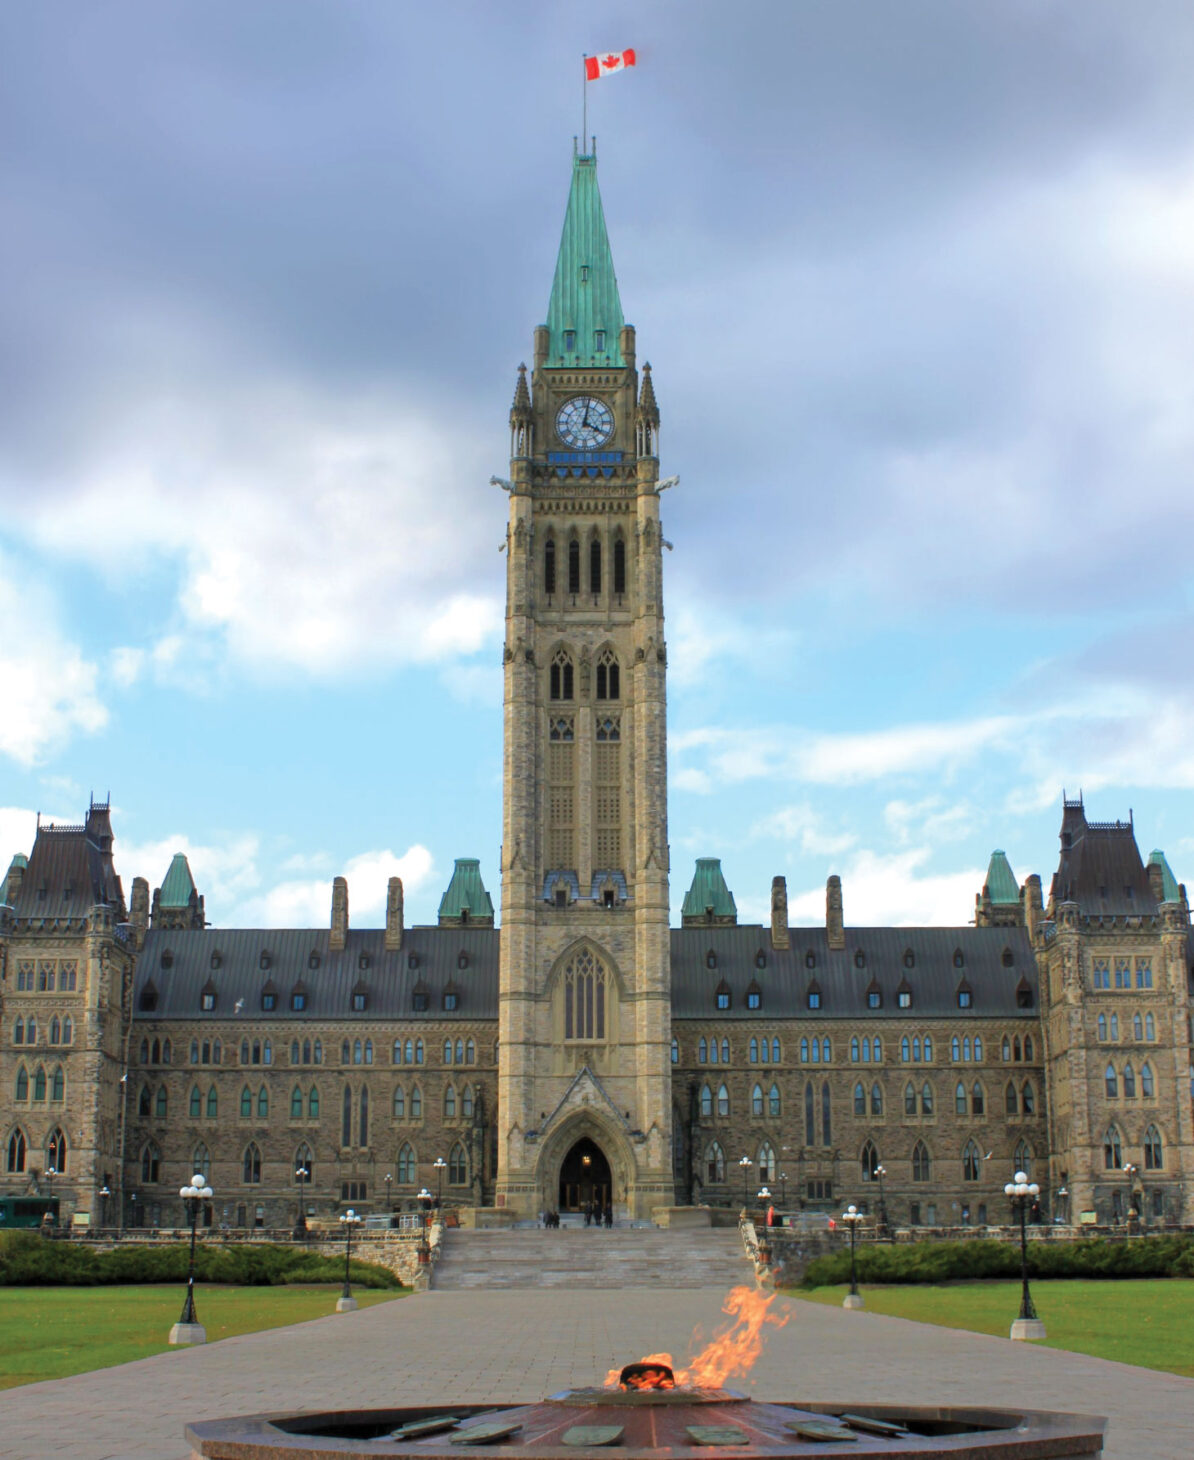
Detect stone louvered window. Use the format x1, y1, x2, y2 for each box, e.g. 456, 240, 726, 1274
593, 716, 622, 869
547, 716, 575, 869
564, 948, 606, 1041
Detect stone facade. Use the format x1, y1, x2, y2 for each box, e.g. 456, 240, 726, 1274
2, 152, 1193, 1234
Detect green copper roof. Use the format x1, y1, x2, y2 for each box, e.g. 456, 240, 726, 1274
544, 148, 625, 367
159, 853, 198, 909
1148, 850, 1181, 902
984, 850, 1019, 905
1, 852, 27, 905
438, 859, 494, 920
682, 859, 738, 919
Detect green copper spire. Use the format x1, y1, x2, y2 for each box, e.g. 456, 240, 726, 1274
681, 858, 738, 925
159, 853, 198, 909
438, 858, 495, 926
984, 850, 1020, 905
1148, 850, 1181, 903
544, 146, 625, 367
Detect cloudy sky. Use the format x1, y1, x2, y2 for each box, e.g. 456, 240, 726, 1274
3, 1, 1194, 932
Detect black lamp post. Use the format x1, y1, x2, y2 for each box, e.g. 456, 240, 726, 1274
384, 1172, 393, 1212
44, 1165, 57, 1230
778, 1171, 788, 1208
1004, 1170, 1045, 1340
129, 1191, 138, 1229
1056, 1185, 1069, 1226
433, 1156, 447, 1207
738, 1154, 752, 1207
840, 1204, 865, 1309
1122, 1163, 1141, 1230
875, 1163, 890, 1238
337, 1208, 362, 1311
169, 1172, 214, 1344
295, 1164, 310, 1237
99, 1183, 111, 1229
417, 1186, 433, 1265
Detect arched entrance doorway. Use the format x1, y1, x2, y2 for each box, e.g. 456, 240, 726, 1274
558, 1137, 611, 1213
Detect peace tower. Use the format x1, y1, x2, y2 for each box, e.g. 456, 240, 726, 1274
495, 145, 675, 1218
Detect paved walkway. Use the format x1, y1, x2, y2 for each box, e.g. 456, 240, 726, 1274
2, 1288, 1192, 1460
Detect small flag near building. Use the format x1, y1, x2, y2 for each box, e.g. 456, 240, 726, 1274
585, 49, 636, 80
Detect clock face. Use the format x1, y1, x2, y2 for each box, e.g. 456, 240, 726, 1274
556, 396, 613, 449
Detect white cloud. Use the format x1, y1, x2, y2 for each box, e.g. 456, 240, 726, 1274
884, 797, 973, 847
240, 844, 436, 929
0, 550, 108, 767
750, 803, 856, 858
3, 382, 504, 680
788, 847, 985, 928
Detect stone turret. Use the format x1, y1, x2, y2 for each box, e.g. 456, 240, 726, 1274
770, 875, 789, 950
385, 876, 404, 952
438, 859, 494, 929
330, 876, 348, 952
151, 853, 204, 931
976, 849, 1023, 928
826, 875, 845, 951
1, 853, 27, 908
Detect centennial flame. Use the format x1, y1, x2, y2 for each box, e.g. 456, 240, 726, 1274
605, 1285, 790, 1390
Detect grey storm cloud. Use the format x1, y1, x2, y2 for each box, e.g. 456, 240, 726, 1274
4, 1, 1194, 624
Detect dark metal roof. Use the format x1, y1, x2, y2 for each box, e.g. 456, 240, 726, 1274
1049, 805, 1154, 916
133, 927, 499, 1021
669, 925, 1038, 1019
10, 805, 125, 920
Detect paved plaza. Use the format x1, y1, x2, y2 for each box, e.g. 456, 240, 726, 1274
2, 1287, 1192, 1460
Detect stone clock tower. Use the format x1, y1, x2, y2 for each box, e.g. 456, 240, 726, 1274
495, 145, 674, 1219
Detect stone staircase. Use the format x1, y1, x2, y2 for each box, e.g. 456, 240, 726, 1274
431, 1226, 751, 1290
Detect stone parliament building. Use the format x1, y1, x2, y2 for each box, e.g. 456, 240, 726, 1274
2, 150, 1193, 1234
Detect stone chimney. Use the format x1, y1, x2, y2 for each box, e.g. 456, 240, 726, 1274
1023, 874, 1043, 944
129, 877, 150, 951
770, 876, 790, 951
329, 875, 348, 952
385, 876, 404, 952
826, 875, 845, 951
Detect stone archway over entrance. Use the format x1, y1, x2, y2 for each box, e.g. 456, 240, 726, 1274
558, 1137, 611, 1213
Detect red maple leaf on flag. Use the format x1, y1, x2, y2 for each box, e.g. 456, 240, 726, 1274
601, 54, 620, 69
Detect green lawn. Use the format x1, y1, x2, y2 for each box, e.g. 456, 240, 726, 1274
0, 1284, 404, 1389
794, 1279, 1194, 1377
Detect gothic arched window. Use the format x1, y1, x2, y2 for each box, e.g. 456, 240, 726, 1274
751, 1084, 764, 1117
1103, 1125, 1123, 1169
854, 1081, 866, 1116
717, 1083, 730, 1117
6, 1128, 26, 1173
140, 1141, 160, 1184
861, 1140, 879, 1181
613, 535, 626, 595
544, 536, 556, 595
449, 1142, 468, 1185
550, 649, 574, 702
563, 947, 606, 1041
295, 1142, 314, 1184
243, 1142, 262, 1184
821, 1081, 832, 1145
589, 537, 602, 594
757, 1142, 775, 1182
1144, 1124, 1163, 1170
1005, 1081, 1018, 1115
596, 648, 620, 700
1014, 1139, 1033, 1177
804, 1082, 815, 1145
568, 537, 581, 595
912, 1140, 931, 1182
921, 1081, 934, 1114
962, 1140, 981, 1182
700, 1083, 712, 1118
397, 1142, 417, 1183
1141, 1062, 1155, 1098
706, 1141, 725, 1184
769, 1083, 781, 1117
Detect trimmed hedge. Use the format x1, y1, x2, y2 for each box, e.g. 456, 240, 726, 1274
800, 1235, 1194, 1289
0, 1231, 403, 1289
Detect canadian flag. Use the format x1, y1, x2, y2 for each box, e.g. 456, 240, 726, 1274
585, 49, 636, 80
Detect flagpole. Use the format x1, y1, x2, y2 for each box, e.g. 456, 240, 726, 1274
582, 54, 587, 153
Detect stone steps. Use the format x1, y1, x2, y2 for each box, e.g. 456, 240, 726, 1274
432, 1227, 750, 1290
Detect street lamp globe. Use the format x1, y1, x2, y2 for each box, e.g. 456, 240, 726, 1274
169, 1174, 214, 1345
840, 1204, 865, 1310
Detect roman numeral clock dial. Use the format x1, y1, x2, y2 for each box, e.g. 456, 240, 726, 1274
556, 395, 613, 450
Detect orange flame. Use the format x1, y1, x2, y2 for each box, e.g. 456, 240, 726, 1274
604, 1285, 789, 1390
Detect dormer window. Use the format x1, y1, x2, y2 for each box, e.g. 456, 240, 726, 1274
408, 954, 420, 970
261, 982, 277, 1012
594, 329, 605, 351
715, 980, 731, 1012
1016, 977, 1034, 1010
805, 950, 816, 970
746, 981, 762, 1011
903, 949, 915, 969
755, 951, 767, 970
1002, 948, 1015, 968
866, 979, 882, 1009
444, 985, 459, 1012
706, 950, 717, 970
958, 988, 972, 1009
200, 980, 217, 1012
308, 951, 320, 970
260, 951, 272, 971
351, 980, 368, 1013
359, 953, 370, 971
139, 982, 158, 1013
290, 985, 308, 1012
211, 952, 222, 970
563, 329, 576, 352
953, 949, 965, 969
897, 978, 913, 1009
412, 983, 429, 1013
458, 953, 469, 971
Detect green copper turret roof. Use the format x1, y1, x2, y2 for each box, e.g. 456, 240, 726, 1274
1148, 850, 1181, 902
438, 859, 494, 921
682, 859, 738, 920
1, 852, 27, 905
984, 850, 1020, 905
159, 853, 198, 908
544, 147, 625, 367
